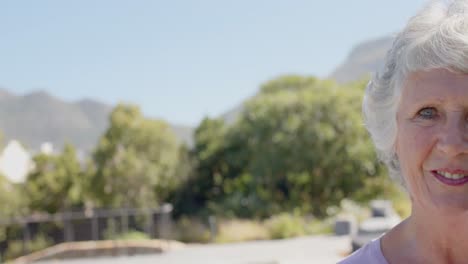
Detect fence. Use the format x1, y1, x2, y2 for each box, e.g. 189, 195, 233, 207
0, 204, 173, 259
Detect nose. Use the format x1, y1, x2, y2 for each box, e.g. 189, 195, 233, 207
436, 117, 468, 156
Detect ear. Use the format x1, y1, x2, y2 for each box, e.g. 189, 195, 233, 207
394, 104, 402, 156
408, 192, 414, 204
391, 134, 399, 156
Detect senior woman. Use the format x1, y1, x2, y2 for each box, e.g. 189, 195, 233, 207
340, 0, 468, 263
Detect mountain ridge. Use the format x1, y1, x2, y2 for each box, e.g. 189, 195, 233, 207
329, 36, 394, 83
0, 35, 393, 152
0, 90, 192, 152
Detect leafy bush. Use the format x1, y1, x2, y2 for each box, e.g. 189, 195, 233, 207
390, 193, 411, 218
303, 216, 333, 235
173, 217, 211, 243
215, 219, 269, 243
4, 234, 53, 261
109, 230, 151, 241
169, 214, 334, 244
182, 76, 382, 219
265, 213, 306, 239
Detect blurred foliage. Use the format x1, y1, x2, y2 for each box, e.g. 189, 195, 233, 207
89, 104, 186, 209
104, 229, 150, 241
24, 143, 84, 213
0, 175, 24, 218
392, 194, 411, 218
0, 74, 410, 255
326, 198, 370, 223
173, 216, 211, 243
174, 75, 383, 218
265, 212, 306, 239
3, 76, 391, 220
211, 213, 333, 243
214, 219, 269, 243
4, 233, 53, 261
305, 217, 334, 235
114, 230, 150, 241
263, 212, 333, 239
352, 174, 411, 218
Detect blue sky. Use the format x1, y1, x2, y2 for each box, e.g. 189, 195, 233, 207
0, 0, 426, 126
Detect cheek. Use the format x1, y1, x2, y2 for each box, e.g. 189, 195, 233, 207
396, 123, 433, 176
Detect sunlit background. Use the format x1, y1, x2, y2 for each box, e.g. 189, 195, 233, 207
0, 1, 425, 263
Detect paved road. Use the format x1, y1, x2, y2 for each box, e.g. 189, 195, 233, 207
38, 235, 350, 264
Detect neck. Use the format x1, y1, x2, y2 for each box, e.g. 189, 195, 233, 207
403, 206, 468, 263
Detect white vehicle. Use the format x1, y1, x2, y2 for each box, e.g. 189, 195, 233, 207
351, 200, 401, 252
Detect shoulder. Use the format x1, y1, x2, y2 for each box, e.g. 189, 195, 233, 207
338, 238, 388, 264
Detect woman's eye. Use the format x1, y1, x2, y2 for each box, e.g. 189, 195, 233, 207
417, 107, 437, 119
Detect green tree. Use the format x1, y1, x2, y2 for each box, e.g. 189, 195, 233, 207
178, 75, 383, 218
0, 132, 22, 217
172, 118, 229, 215
0, 175, 23, 217
25, 143, 84, 213
236, 76, 381, 216
90, 103, 183, 209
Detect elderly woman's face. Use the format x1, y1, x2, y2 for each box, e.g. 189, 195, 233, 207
396, 68, 468, 212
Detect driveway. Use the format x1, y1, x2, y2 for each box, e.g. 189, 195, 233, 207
37, 235, 351, 264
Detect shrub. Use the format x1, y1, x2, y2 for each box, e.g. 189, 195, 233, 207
173, 217, 211, 243
304, 217, 334, 235
328, 199, 370, 222
215, 219, 269, 243
110, 230, 151, 241
4, 234, 53, 261
390, 193, 411, 218
265, 213, 306, 239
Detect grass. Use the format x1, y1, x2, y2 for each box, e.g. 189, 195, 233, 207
215, 219, 269, 243
110, 230, 151, 241
173, 216, 211, 243
214, 213, 333, 243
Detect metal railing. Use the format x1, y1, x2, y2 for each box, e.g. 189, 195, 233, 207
0, 204, 173, 258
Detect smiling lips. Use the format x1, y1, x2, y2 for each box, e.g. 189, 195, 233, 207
432, 170, 468, 186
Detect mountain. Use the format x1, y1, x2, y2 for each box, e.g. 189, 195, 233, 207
0, 91, 104, 152
169, 123, 194, 147
0, 91, 193, 152
0, 36, 394, 152
217, 36, 395, 125
329, 36, 394, 83
220, 103, 245, 125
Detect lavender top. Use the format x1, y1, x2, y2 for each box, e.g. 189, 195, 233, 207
338, 238, 389, 264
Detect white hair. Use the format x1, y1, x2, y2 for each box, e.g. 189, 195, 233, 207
363, 0, 468, 184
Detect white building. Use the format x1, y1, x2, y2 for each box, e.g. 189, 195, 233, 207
40, 142, 54, 155
0, 140, 34, 183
